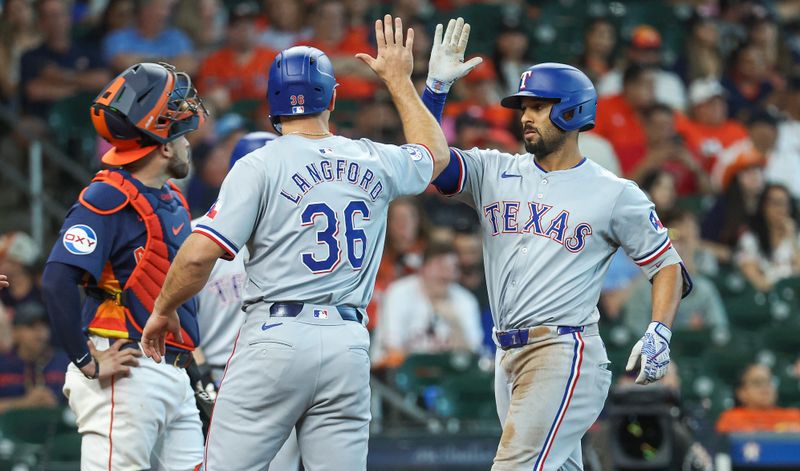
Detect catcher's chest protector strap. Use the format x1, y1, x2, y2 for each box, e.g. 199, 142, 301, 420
79, 169, 195, 349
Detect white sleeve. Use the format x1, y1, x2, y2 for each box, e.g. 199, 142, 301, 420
193, 159, 266, 260
365, 139, 434, 199
610, 181, 683, 279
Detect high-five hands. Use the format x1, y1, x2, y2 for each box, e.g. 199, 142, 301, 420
356, 15, 414, 86
427, 17, 483, 93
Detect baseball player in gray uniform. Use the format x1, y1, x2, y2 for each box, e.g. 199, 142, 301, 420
421, 18, 692, 471
192, 131, 300, 471
141, 16, 450, 470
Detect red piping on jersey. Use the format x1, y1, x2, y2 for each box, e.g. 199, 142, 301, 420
79, 170, 195, 350
203, 329, 241, 470
108, 375, 115, 471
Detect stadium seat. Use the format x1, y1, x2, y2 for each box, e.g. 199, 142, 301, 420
434, 370, 496, 422
48, 92, 98, 161
723, 289, 772, 329
45, 431, 82, 468
709, 266, 749, 297
703, 345, 756, 384
0, 407, 61, 445
670, 328, 713, 358
392, 352, 481, 397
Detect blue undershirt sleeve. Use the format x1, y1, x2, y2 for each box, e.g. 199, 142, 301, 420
42, 262, 92, 368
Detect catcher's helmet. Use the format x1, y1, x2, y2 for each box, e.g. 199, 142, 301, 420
91, 62, 207, 166
500, 63, 597, 132
267, 46, 337, 134
229, 131, 278, 170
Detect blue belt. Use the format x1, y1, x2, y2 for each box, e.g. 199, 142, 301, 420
269, 302, 364, 324
496, 326, 585, 350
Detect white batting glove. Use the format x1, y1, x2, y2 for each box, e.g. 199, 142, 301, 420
426, 17, 483, 93
625, 321, 672, 385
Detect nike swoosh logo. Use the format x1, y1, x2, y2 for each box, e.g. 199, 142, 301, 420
501, 171, 522, 179
172, 223, 185, 236
261, 322, 283, 331
654, 260, 665, 269
76, 353, 89, 363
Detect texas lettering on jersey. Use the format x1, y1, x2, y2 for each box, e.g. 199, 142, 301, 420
482, 201, 593, 253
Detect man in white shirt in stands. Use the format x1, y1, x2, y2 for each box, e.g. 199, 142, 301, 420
372, 241, 484, 367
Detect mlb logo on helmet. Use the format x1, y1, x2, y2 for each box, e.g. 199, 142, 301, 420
292, 106, 305, 114
63, 224, 98, 255
313, 309, 329, 319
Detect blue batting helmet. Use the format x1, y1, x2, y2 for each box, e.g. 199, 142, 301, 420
500, 63, 597, 132
268, 46, 337, 134
229, 131, 278, 170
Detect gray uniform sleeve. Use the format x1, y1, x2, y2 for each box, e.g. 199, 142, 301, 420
367, 140, 434, 199
193, 159, 266, 260
610, 182, 683, 279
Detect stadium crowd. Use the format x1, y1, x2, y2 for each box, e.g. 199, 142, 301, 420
1, 0, 800, 467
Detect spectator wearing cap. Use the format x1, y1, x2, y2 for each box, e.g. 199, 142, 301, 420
593, 64, 655, 176
257, 0, 312, 51
294, 0, 376, 100
674, 77, 749, 174
736, 183, 800, 292
629, 103, 710, 196
197, 3, 277, 113
102, 0, 196, 74
573, 17, 617, 85
0, 232, 44, 317
717, 363, 800, 433
0, 303, 69, 414
18, 0, 110, 120
596, 24, 687, 112
709, 109, 782, 192
492, 24, 531, 96
721, 43, 775, 121
371, 241, 483, 368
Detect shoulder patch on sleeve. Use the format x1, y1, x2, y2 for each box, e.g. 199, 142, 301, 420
63, 224, 98, 255
79, 181, 129, 215
400, 144, 428, 161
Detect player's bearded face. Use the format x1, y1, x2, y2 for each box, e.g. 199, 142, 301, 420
166, 137, 191, 179
523, 121, 566, 157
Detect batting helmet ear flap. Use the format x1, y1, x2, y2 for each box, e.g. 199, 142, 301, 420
327, 88, 337, 112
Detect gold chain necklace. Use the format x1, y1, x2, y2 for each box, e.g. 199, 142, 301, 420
286, 130, 332, 137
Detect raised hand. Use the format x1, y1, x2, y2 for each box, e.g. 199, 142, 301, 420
426, 17, 483, 93
356, 15, 414, 88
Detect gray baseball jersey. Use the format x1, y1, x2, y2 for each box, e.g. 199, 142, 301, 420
436, 147, 685, 331
194, 135, 434, 309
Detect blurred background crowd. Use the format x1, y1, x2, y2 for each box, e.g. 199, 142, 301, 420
1, 0, 800, 469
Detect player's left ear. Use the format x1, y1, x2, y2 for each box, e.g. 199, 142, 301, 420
327, 89, 337, 112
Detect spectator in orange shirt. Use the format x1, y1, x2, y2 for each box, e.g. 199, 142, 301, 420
675, 78, 749, 174
197, 3, 277, 112
629, 103, 710, 195
594, 64, 656, 176
295, 0, 376, 100
717, 363, 800, 433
